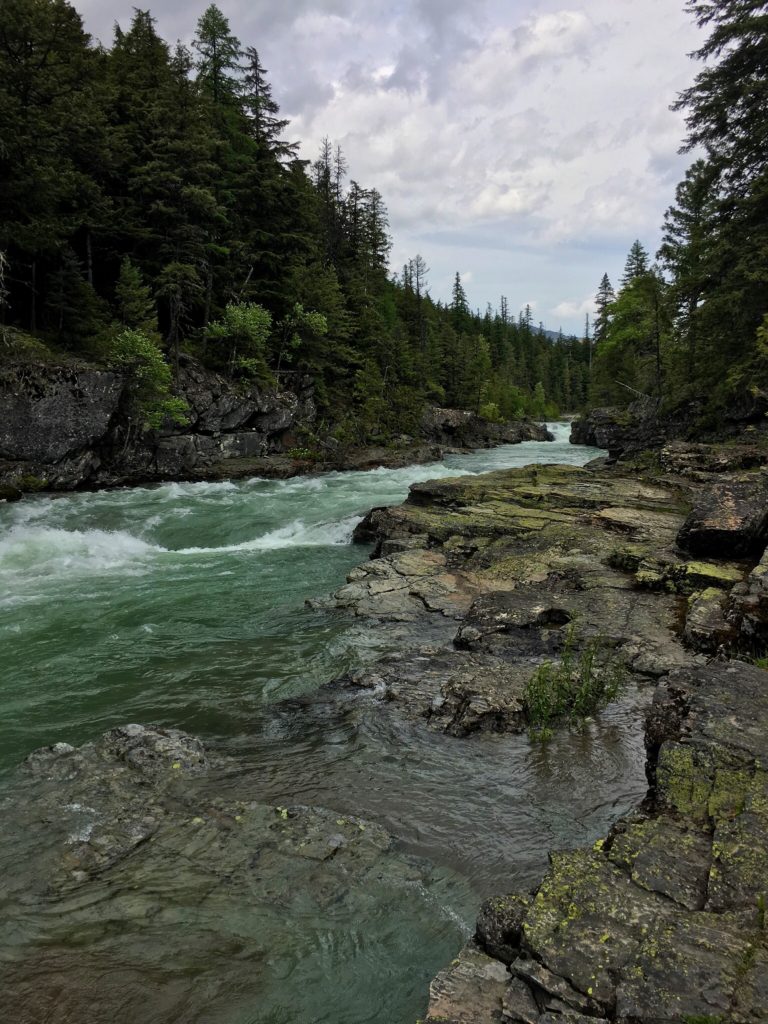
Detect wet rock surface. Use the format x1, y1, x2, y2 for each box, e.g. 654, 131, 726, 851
425, 661, 768, 1024
0, 724, 451, 1023
326, 462, 701, 738
316, 444, 768, 1021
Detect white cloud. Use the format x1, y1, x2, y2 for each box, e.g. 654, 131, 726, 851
75, 0, 705, 333
552, 296, 595, 319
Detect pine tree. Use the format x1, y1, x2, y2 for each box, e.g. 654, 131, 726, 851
242, 48, 293, 152
621, 240, 649, 286
114, 258, 159, 338
674, 0, 768, 190
594, 274, 615, 345
193, 5, 242, 107
658, 159, 719, 383
0, 0, 107, 332
666, 0, 768, 399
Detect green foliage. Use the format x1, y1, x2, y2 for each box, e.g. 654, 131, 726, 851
524, 628, 624, 739
591, 256, 671, 406
0, 0, 587, 433
114, 258, 159, 337
109, 329, 188, 429
206, 302, 273, 382
15, 474, 48, 492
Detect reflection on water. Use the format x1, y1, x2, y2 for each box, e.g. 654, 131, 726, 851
0, 425, 649, 1024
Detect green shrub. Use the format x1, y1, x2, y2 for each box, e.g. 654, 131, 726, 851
524, 627, 624, 739
109, 329, 189, 430
207, 302, 273, 384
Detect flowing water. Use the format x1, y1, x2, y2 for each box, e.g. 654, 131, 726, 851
0, 424, 650, 1024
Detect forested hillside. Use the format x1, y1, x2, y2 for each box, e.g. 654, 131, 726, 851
589, 0, 768, 421
0, 0, 588, 443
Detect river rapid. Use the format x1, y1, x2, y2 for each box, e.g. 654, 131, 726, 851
0, 424, 651, 1024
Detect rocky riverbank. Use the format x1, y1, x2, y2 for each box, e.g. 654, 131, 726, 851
570, 394, 768, 460
315, 439, 768, 1021
0, 355, 550, 493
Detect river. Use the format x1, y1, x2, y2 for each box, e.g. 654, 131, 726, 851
0, 423, 651, 1024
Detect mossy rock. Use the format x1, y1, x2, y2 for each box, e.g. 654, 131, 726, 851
681, 561, 744, 591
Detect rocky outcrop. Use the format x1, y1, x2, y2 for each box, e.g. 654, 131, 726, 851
0, 362, 124, 464
421, 406, 552, 447
425, 661, 768, 1024
571, 396, 768, 460
677, 471, 768, 558
0, 357, 307, 491
325, 462, 730, 734
569, 398, 666, 455
314, 444, 768, 1020
0, 362, 125, 488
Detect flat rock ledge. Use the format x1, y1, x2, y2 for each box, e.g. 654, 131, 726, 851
423, 660, 768, 1024
314, 447, 768, 1021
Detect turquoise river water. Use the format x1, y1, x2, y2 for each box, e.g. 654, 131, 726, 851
0, 423, 651, 1024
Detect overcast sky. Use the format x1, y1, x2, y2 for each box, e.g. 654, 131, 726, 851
79, 0, 703, 334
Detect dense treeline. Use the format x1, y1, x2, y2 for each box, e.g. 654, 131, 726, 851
0, 0, 587, 439
590, 0, 768, 419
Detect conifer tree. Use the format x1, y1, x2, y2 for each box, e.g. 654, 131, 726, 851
593, 274, 615, 345
621, 240, 649, 286
114, 258, 160, 338
193, 5, 242, 107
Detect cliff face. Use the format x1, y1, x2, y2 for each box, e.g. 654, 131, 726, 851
0, 358, 311, 491
0, 359, 554, 493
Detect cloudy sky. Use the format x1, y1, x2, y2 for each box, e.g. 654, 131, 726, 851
79, 0, 704, 334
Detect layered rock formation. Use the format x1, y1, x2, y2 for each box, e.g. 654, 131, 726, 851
316, 445, 768, 1022
421, 407, 552, 448
570, 394, 768, 459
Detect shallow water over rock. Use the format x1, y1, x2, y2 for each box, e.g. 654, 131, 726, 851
0, 425, 652, 1024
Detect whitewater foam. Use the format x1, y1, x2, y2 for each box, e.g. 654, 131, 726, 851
0, 526, 164, 578
177, 514, 362, 555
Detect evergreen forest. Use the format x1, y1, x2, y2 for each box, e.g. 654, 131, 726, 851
0, 0, 589, 443
1, 0, 766, 440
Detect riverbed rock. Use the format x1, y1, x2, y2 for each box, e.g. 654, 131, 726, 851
683, 586, 739, 653
335, 646, 531, 735
728, 545, 768, 649
1, 723, 451, 1024
321, 454, 768, 1019
425, 941, 509, 1023
332, 465, 696, 732
660, 438, 768, 476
